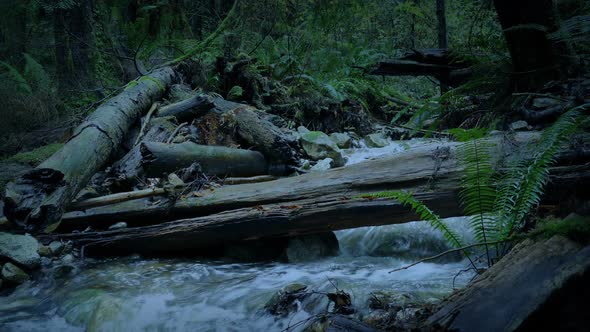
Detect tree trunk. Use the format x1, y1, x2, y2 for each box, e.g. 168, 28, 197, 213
493, 0, 570, 91
51, 132, 589, 235
3, 68, 178, 232
436, 0, 448, 94
108, 117, 178, 191
140, 141, 269, 178
156, 94, 214, 121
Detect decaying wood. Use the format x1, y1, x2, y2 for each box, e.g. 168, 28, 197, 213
71, 188, 168, 210
3, 67, 178, 232
52, 132, 590, 240
223, 175, 278, 185
140, 141, 269, 178
109, 116, 178, 191
156, 94, 214, 121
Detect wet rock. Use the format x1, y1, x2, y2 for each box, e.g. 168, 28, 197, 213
264, 283, 309, 316
0, 232, 40, 269
286, 232, 340, 263
297, 126, 311, 135
38, 244, 52, 257
1, 262, 29, 284
310, 158, 334, 172
364, 133, 389, 148
510, 120, 529, 131
304, 314, 379, 332
427, 235, 590, 331
329, 133, 353, 149
60, 254, 75, 264
49, 241, 65, 256
167, 173, 185, 187
109, 222, 128, 231
300, 131, 345, 167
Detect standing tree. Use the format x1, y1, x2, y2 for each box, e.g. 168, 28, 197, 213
493, 0, 572, 91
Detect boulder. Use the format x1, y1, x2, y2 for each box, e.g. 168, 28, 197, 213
264, 283, 309, 316
1, 262, 30, 284
427, 235, 590, 331
49, 240, 65, 256
532, 97, 562, 109
285, 232, 340, 263
310, 158, 334, 172
0, 232, 40, 269
330, 132, 353, 149
364, 133, 389, 148
300, 131, 345, 167
509, 120, 529, 131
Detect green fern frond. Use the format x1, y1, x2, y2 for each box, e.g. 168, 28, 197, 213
497, 107, 585, 239
357, 191, 465, 249
23, 53, 51, 93
0, 61, 32, 95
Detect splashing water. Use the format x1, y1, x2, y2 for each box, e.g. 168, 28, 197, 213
343, 137, 448, 166
0, 218, 475, 332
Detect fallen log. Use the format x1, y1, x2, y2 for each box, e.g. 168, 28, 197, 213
53, 132, 590, 235
156, 94, 214, 121
3, 67, 178, 232
140, 141, 268, 178
108, 116, 178, 191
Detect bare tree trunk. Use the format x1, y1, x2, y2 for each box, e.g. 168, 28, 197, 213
436, 0, 449, 94
493, 0, 571, 91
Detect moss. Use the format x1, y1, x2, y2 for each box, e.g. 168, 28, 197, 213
4, 143, 64, 166
531, 215, 590, 244
138, 76, 166, 92
303, 131, 325, 140
124, 80, 139, 90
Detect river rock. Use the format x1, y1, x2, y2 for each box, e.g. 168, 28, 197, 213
300, 131, 345, 167
0, 232, 40, 269
1, 262, 29, 284
38, 244, 52, 257
330, 132, 353, 149
364, 133, 389, 148
310, 158, 334, 172
49, 240, 65, 256
509, 120, 529, 131
285, 232, 340, 263
297, 126, 310, 135
264, 283, 309, 316
427, 235, 590, 331
532, 97, 562, 109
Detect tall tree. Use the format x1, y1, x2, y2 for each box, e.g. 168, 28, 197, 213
493, 0, 571, 91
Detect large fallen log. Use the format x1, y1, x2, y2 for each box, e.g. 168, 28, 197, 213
3, 68, 179, 232
140, 141, 269, 178
53, 132, 590, 234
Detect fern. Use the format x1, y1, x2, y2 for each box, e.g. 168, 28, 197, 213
23, 53, 51, 93
496, 107, 585, 240
0, 61, 32, 95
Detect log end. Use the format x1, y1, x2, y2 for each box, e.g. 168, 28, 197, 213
3, 168, 67, 233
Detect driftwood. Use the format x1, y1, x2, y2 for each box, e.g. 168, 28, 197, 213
140, 141, 269, 178
51, 132, 590, 241
156, 94, 214, 121
3, 67, 178, 232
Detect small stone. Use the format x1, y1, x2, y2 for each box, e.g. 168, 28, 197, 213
329, 133, 353, 149
0, 232, 41, 269
310, 158, 334, 172
510, 120, 529, 131
167, 173, 185, 188
61, 254, 75, 264
364, 133, 389, 148
49, 241, 65, 256
301, 160, 312, 170
38, 244, 52, 257
109, 222, 128, 231
1, 262, 29, 284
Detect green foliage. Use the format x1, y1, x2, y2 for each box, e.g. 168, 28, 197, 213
495, 107, 585, 240
227, 85, 244, 99
23, 53, 52, 93
4, 143, 64, 166
357, 191, 465, 250
532, 215, 590, 244
0, 61, 32, 95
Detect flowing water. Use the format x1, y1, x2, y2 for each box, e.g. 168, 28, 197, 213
1, 140, 476, 332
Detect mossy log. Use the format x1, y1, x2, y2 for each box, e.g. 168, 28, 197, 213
51, 132, 590, 239
140, 141, 269, 178
156, 94, 214, 121
3, 67, 178, 232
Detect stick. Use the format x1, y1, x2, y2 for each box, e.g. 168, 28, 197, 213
166, 122, 188, 144
134, 103, 160, 146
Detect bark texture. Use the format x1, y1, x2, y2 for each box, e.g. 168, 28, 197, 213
3, 67, 178, 232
